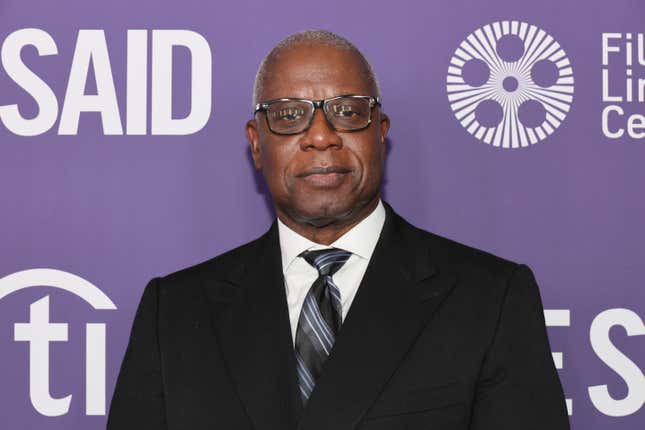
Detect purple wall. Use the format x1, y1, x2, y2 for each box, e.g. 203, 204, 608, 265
1, 0, 643, 428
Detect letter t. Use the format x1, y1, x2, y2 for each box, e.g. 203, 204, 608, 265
14, 295, 71, 416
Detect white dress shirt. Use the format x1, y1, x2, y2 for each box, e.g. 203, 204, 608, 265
277, 199, 386, 345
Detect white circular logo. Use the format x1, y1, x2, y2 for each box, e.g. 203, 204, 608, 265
447, 21, 574, 148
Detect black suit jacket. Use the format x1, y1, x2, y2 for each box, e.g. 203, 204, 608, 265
107, 202, 570, 430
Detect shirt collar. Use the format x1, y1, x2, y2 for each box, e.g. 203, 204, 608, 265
277, 199, 386, 273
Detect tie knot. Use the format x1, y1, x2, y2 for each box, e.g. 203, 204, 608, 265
300, 248, 352, 277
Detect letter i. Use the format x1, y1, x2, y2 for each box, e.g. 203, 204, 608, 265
85, 323, 106, 415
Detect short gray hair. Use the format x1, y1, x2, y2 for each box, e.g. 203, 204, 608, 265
252, 29, 381, 107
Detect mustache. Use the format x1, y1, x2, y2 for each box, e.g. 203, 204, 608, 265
296, 166, 352, 177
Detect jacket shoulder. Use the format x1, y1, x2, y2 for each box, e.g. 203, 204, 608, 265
397, 214, 522, 281
157, 230, 269, 288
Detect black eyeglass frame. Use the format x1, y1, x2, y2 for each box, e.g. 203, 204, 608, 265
253, 94, 382, 135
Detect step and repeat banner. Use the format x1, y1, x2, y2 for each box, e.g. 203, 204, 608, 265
1, 0, 643, 428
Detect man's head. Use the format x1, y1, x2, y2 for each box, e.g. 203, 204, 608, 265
246, 30, 390, 231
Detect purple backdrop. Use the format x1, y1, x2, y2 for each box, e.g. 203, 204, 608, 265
1, 0, 643, 428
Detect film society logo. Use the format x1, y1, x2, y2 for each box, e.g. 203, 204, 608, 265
447, 20, 574, 148
0, 269, 116, 417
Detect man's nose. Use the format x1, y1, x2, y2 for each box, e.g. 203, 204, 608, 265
298, 108, 342, 150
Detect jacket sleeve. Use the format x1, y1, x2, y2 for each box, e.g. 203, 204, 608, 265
107, 278, 167, 430
469, 265, 570, 430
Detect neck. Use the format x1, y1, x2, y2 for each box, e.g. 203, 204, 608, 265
276, 196, 380, 245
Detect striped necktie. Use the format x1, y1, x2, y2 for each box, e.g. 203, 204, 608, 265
294, 247, 352, 403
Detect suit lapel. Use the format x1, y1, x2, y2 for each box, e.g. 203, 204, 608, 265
204, 222, 303, 430
297, 203, 457, 430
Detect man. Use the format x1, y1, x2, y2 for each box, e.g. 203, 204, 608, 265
107, 30, 570, 429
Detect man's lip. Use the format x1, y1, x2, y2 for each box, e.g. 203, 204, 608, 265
296, 166, 352, 177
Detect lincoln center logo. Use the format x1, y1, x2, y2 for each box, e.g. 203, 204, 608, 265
447, 21, 574, 148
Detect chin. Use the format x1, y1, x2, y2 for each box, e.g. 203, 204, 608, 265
290, 200, 356, 226
287, 195, 378, 227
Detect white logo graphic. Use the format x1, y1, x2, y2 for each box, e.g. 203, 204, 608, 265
0, 268, 116, 417
447, 20, 574, 148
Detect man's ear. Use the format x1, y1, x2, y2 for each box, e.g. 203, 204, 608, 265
245, 118, 262, 170
379, 111, 390, 145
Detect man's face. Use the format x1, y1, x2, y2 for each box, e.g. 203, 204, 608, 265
246, 44, 390, 227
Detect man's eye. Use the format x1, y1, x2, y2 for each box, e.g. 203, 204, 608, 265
333, 105, 360, 117
274, 107, 305, 121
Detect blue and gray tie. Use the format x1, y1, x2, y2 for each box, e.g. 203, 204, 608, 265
294, 247, 351, 403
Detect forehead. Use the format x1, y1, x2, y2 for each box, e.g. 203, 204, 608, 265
259, 44, 375, 101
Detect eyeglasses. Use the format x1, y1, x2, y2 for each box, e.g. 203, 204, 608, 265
254, 94, 381, 135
